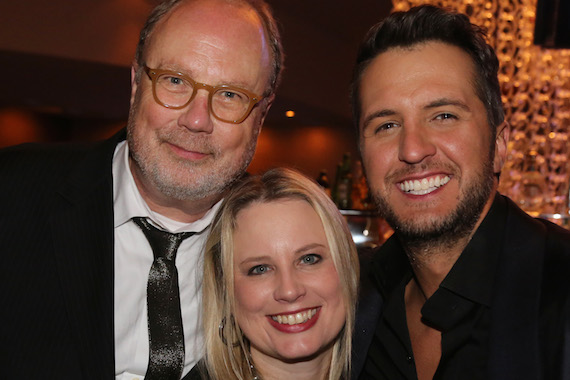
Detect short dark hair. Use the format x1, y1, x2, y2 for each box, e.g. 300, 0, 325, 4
350, 5, 504, 133
134, 0, 284, 96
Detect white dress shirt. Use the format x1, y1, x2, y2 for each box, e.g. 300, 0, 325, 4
112, 141, 221, 380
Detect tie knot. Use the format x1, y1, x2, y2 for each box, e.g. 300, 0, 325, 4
132, 217, 195, 261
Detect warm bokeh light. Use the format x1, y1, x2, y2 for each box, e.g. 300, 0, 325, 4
249, 125, 358, 179
0, 108, 44, 148
285, 110, 295, 118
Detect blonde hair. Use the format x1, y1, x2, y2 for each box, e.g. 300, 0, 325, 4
202, 167, 359, 380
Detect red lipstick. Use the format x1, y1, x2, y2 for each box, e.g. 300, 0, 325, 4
267, 308, 321, 333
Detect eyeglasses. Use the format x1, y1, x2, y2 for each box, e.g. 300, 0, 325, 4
144, 66, 264, 124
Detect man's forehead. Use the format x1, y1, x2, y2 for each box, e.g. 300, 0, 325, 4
362, 42, 478, 92
358, 41, 483, 122
153, 0, 261, 38
143, 0, 270, 80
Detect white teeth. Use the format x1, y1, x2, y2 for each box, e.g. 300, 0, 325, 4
272, 308, 317, 325
399, 175, 450, 195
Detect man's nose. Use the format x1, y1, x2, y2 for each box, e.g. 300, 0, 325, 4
398, 122, 436, 164
176, 90, 215, 134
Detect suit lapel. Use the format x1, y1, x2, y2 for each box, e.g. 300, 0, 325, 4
50, 130, 125, 378
351, 245, 388, 379
352, 273, 383, 379
488, 198, 545, 380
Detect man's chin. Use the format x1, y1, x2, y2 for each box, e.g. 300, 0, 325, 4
152, 173, 230, 202
387, 214, 452, 239
380, 196, 489, 249
377, 197, 472, 241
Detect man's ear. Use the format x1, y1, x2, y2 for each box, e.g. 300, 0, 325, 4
493, 121, 510, 174
130, 63, 139, 108
257, 93, 275, 126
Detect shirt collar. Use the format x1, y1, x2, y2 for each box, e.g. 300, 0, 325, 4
372, 236, 412, 300
112, 141, 222, 234
440, 193, 507, 307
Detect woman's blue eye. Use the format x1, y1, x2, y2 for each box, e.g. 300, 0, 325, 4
248, 265, 269, 275
301, 254, 321, 265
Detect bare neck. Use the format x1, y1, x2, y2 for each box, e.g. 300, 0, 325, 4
139, 190, 220, 223
404, 236, 469, 298
252, 348, 333, 380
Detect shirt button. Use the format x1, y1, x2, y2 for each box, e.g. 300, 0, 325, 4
406, 355, 413, 363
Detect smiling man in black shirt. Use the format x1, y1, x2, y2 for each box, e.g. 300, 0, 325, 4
350, 5, 570, 380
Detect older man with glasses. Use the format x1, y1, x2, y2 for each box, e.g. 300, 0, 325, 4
0, 0, 283, 379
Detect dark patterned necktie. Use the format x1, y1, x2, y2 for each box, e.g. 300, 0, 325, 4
132, 217, 195, 380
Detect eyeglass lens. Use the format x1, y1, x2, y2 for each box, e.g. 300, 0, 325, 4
155, 74, 252, 122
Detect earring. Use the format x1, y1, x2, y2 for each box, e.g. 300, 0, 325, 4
218, 317, 240, 347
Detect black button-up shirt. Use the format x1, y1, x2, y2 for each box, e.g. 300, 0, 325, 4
361, 195, 507, 379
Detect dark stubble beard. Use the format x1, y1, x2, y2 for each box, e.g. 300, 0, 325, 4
372, 149, 496, 253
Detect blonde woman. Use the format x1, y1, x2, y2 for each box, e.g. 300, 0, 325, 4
191, 168, 359, 380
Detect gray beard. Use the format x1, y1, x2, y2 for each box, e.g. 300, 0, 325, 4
373, 158, 495, 254
126, 108, 258, 203
130, 140, 255, 201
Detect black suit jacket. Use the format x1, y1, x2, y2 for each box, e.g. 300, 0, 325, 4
0, 131, 122, 378
352, 195, 570, 380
